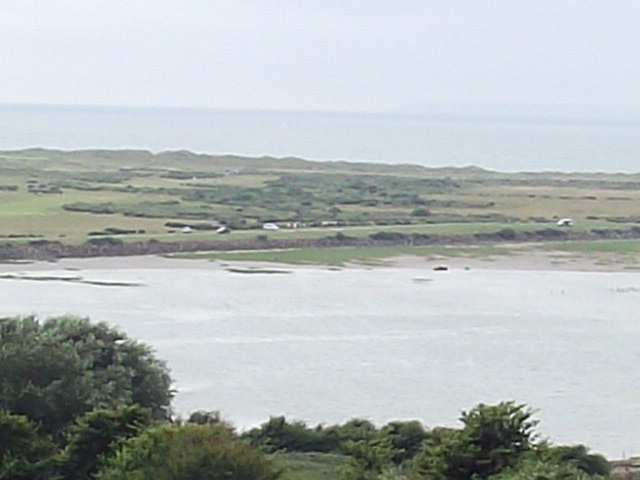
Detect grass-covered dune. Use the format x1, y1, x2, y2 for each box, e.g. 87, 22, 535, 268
1, 148, 639, 261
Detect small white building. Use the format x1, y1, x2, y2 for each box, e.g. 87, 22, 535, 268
262, 223, 279, 231
556, 218, 574, 227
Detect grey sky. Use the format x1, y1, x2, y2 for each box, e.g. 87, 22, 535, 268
2, 1, 639, 118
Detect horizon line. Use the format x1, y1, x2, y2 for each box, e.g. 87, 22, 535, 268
1, 101, 639, 127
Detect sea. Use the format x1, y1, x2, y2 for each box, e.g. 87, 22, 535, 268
1, 103, 639, 172
0, 261, 638, 458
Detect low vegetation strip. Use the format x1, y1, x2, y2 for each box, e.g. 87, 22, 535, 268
0, 226, 639, 261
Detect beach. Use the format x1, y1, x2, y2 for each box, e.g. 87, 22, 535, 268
1, 245, 638, 274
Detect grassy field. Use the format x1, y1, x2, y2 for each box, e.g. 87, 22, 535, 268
1, 148, 639, 257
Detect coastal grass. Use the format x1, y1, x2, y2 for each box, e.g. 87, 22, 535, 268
278, 452, 345, 480
167, 240, 640, 268
541, 239, 640, 255
85, 219, 624, 245
540, 239, 640, 269
0, 212, 164, 242
169, 244, 514, 266
8, 221, 548, 246
1, 148, 640, 250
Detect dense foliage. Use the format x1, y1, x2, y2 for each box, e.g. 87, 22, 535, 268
413, 402, 537, 480
0, 410, 56, 480
0, 315, 173, 435
243, 416, 427, 458
546, 445, 610, 477
246, 404, 612, 480
95, 423, 281, 480
58, 405, 153, 480
337, 436, 395, 480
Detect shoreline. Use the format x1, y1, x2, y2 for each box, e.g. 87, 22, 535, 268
2, 226, 640, 267
1, 248, 638, 274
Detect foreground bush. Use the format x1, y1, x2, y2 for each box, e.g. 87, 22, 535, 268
414, 402, 538, 480
0, 410, 56, 480
0, 315, 173, 436
489, 457, 598, 480
95, 423, 280, 480
337, 436, 395, 480
58, 405, 153, 480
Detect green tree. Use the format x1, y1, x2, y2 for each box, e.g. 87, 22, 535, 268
410, 207, 431, 217
188, 410, 224, 425
488, 457, 597, 480
244, 416, 338, 453
95, 423, 280, 480
0, 410, 57, 480
335, 419, 378, 446
58, 404, 152, 480
0, 315, 173, 436
381, 420, 429, 463
544, 445, 610, 477
414, 402, 537, 480
338, 436, 396, 480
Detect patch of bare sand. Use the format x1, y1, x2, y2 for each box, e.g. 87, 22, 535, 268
0, 255, 220, 272
0, 249, 636, 273
390, 249, 636, 272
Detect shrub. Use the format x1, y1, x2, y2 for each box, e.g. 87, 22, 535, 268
331, 232, 356, 242
414, 402, 537, 480
547, 445, 610, 477
369, 231, 408, 242
381, 420, 429, 462
0, 316, 173, 436
489, 457, 595, 480
58, 405, 153, 480
0, 410, 56, 480
96, 424, 280, 480
411, 207, 432, 217
338, 436, 395, 480
496, 228, 517, 240
244, 416, 337, 453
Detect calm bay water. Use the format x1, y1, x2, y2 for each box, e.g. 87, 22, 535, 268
1, 104, 639, 172
0, 260, 638, 457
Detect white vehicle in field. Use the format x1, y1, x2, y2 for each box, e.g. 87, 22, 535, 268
262, 223, 280, 231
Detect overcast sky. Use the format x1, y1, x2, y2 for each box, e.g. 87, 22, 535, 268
1, 1, 639, 119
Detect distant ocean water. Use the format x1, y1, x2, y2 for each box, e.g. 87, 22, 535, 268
0, 104, 639, 173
